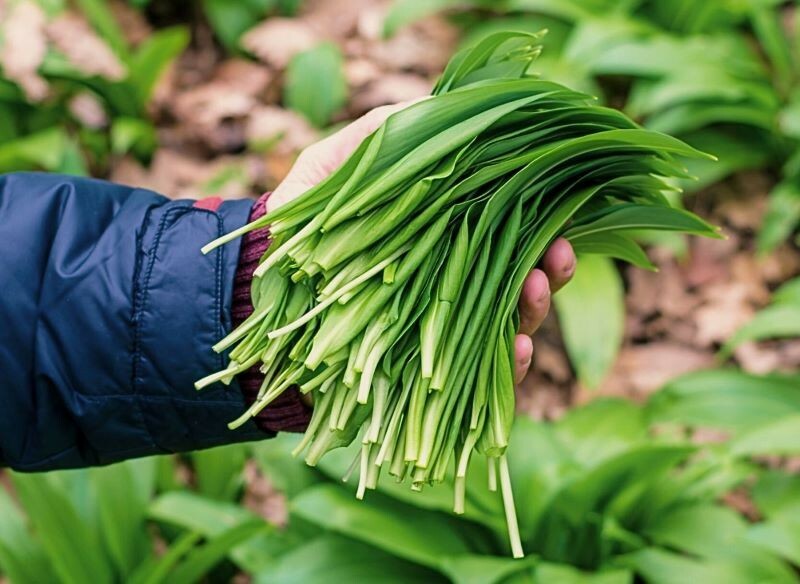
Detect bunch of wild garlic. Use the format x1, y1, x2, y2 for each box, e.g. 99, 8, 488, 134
198, 31, 719, 556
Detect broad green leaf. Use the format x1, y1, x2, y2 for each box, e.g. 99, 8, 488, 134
91, 459, 155, 577
758, 181, 800, 255
168, 521, 272, 584
620, 548, 753, 584
720, 304, 800, 357
647, 369, 800, 432
203, 0, 263, 51
553, 255, 624, 388
569, 232, 655, 270
534, 563, 632, 584
73, 0, 129, 58
752, 471, 800, 518
729, 414, 800, 456
555, 398, 648, 465
256, 535, 448, 584
191, 443, 248, 501
565, 204, 721, 240
773, 277, 800, 304
148, 491, 283, 573
745, 509, 800, 565
10, 472, 114, 584
440, 554, 534, 584
644, 504, 796, 582
128, 27, 189, 106
0, 127, 68, 172
129, 531, 202, 584
290, 484, 484, 568
285, 43, 347, 128
0, 487, 56, 584
382, 0, 462, 37
111, 117, 157, 158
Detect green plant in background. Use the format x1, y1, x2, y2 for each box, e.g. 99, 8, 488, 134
0, 450, 280, 584
252, 368, 800, 584
0, 0, 187, 175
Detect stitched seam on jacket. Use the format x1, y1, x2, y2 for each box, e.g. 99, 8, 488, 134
131, 205, 185, 451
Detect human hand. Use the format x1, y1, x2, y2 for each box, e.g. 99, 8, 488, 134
270, 103, 575, 383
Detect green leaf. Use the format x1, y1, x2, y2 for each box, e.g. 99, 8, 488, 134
290, 484, 483, 569
758, 181, 800, 255
191, 444, 248, 501
729, 414, 800, 456
111, 117, 157, 158
285, 43, 347, 127
644, 504, 796, 582
440, 554, 534, 584
556, 398, 648, 465
745, 509, 800, 565
534, 563, 632, 584
91, 459, 156, 577
128, 27, 189, 106
168, 521, 272, 584
553, 255, 624, 388
565, 204, 721, 240
10, 472, 114, 584
203, 0, 264, 52
0, 487, 56, 584
569, 232, 655, 270
148, 491, 282, 573
382, 0, 462, 37
620, 548, 752, 584
256, 534, 448, 584
752, 471, 800, 519
720, 305, 800, 357
646, 369, 800, 432
73, 0, 129, 58
0, 127, 68, 172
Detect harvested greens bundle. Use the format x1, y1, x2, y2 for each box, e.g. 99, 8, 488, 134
197, 31, 720, 556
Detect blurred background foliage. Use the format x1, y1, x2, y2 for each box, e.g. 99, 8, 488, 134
0, 0, 799, 582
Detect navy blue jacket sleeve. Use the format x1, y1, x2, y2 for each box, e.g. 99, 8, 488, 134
0, 172, 266, 471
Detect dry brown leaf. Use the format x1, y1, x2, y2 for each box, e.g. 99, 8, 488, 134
214, 59, 273, 96
68, 91, 108, 128
0, 0, 48, 101
46, 12, 126, 80
366, 16, 458, 74
242, 18, 318, 69
304, 0, 382, 39
349, 73, 431, 113
592, 343, 715, 400
246, 105, 319, 155
694, 282, 756, 347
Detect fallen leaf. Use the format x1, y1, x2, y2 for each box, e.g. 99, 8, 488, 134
246, 105, 319, 155
242, 18, 318, 69
349, 73, 431, 113
46, 12, 126, 80
0, 0, 48, 101
68, 91, 108, 128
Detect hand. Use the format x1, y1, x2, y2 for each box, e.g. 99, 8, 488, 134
270, 103, 576, 383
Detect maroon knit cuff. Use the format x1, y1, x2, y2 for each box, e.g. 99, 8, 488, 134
232, 193, 311, 433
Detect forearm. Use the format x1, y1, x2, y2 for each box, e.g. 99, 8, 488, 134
0, 172, 265, 470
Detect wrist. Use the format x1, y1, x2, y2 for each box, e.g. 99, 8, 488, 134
231, 193, 311, 433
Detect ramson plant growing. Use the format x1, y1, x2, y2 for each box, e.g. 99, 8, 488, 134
197, 31, 720, 556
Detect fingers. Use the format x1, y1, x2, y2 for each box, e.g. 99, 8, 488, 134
514, 334, 533, 384
518, 269, 551, 336
540, 237, 576, 293
269, 99, 424, 212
